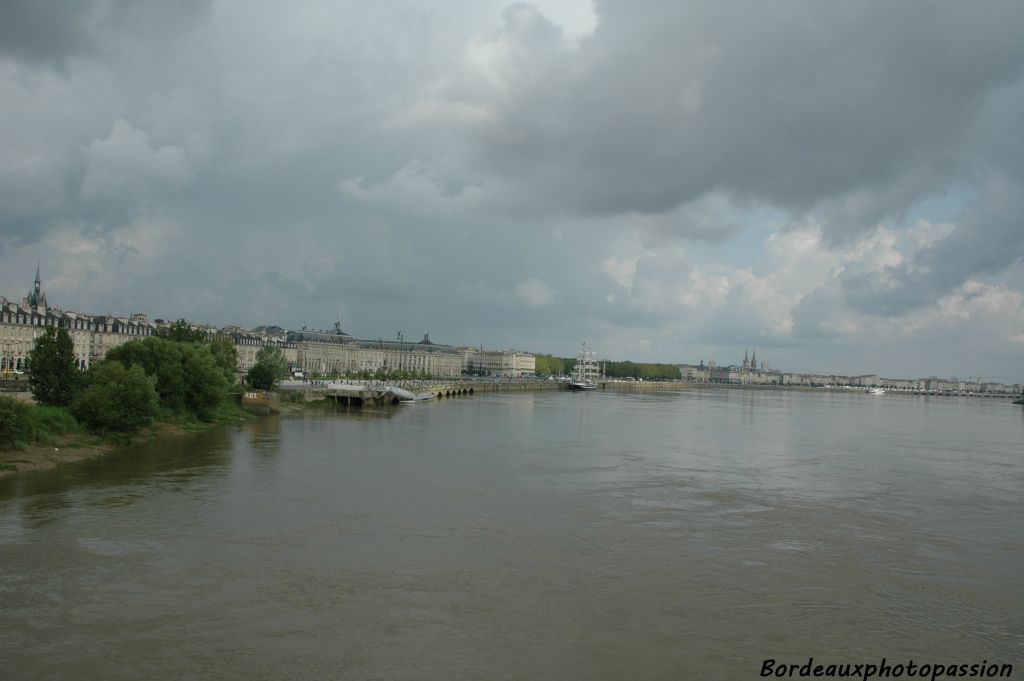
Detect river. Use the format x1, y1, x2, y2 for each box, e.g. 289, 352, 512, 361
2, 390, 1022, 680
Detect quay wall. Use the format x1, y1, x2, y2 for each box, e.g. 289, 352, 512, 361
600, 381, 1023, 398
283, 379, 1021, 403
599, 381, 691, 392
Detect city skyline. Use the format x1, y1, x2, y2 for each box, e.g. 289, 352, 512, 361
3, 264, 1019, 388
2, 1, 1023, 383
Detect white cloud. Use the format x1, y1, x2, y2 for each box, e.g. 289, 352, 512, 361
339, 160, 489, 216
80, 119, 191, 200
600, 255, 638, 290
514, 277, 555, 307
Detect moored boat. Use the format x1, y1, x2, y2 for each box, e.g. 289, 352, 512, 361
570, 344, 600, 390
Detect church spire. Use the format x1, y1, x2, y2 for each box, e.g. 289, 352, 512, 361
743, 349, 749, 369
751, 349, 757, 370
27, 263, 47, 310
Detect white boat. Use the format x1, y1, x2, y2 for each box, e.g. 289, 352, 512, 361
570, 344, 600, 390
867, 387, 885, 395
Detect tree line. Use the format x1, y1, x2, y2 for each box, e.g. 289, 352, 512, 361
533, 354, 681, 380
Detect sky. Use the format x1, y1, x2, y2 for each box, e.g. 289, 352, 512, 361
1, 0, 1023, 382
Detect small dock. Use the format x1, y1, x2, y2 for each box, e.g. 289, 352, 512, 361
280, 381, 477, 408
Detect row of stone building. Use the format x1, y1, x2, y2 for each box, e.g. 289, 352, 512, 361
224, 320, 467, 377
225, 321, 536, 378
1, 269, 534, 379
1, 268, 158, 373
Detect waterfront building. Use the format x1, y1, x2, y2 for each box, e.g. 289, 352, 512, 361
363, 333, 463, 377
1, 268, 155, 373
223, 326, 298, 373
462, 348, 536, 377
710, 366, 744, 384
679, 363, 710, 382
281, 319, 462, 377
286, 321, 354, 375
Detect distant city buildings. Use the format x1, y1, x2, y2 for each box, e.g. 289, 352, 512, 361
678, 350, 1022, 396
680, 349, 782, 385
1, 266, 1018, 392
1, 267, 531, 380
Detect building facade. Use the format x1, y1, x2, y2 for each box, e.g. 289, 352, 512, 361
1, 269, 156, 373
462, 348, 536, 377
281, 321, 463, 377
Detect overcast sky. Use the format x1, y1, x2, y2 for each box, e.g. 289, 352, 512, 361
2, 0, 1023, 382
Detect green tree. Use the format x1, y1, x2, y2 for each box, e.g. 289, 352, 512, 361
27, 327, 80, 406
180, 343, 228, 419
155, 319, 208, 343
247, 346, 287, 390
107, 337, 187, 410
106, 337, 228, 420
534, 355, 568, 376
209, 334, 240, 385
72, 361, 159, 432
600, 360, 679, 380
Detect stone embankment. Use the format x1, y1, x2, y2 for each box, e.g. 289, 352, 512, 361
280, 378, 567, 407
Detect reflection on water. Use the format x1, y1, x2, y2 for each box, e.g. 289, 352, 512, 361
1, 390, 1022, 680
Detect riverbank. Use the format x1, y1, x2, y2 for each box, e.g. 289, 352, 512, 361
0, 402, 254, 480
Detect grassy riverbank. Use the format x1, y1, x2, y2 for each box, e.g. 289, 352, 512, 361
1, 323, 261, 480
0, 399, 254, 479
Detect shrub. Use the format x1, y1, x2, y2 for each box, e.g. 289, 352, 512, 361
72, 361, 159, 432
0, 396, 31, 450
0, 398, 80, 450
23, 405, 79, 445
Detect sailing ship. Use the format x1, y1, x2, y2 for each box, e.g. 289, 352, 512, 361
570, 343, 600, 390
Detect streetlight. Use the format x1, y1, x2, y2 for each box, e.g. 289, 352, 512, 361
397, 330, 404, 375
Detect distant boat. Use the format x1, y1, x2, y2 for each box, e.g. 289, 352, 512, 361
867, 387, 885, 395
570, 344, 600, 391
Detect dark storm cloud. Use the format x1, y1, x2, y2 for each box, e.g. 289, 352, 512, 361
463, 0, 1024, 233
0, 0, 215, 245
0, 0, 96, 67
438, 0, 1024, 318
0, 0, 211, 69
1, 0, 1024, 377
